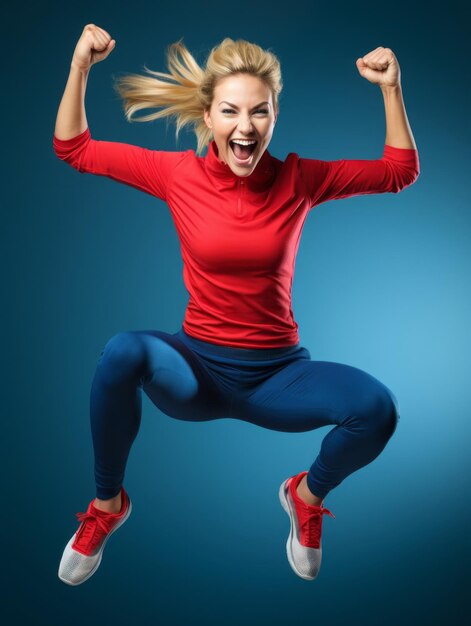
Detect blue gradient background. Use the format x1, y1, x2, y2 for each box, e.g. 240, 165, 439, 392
2, 0, 469, 624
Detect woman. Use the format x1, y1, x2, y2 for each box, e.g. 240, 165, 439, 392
54, 25, 419, 585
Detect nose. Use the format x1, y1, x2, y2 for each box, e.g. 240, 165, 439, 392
236, 115, 255, 134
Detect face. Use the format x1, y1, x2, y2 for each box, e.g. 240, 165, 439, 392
203, 73, 277, 177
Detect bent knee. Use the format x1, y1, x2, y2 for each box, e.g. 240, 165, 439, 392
349, 385, 400, 442
100, 331, 148, 376
368, 386, 400, 440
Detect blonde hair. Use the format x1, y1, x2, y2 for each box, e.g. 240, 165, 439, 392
112, 37, 283, 155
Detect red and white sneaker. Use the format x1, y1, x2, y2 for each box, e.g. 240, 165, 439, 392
279, 471, 335, 580
58, 487, 132, 586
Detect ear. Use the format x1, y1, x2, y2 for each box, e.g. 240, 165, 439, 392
203, 108, 212, 129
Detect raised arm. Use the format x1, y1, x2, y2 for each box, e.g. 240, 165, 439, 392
53, 24, 189, 201
54, 24, 115, 140
300, 47, 420, 209
357, 46, 417, 150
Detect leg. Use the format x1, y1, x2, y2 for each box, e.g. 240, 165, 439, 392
89, 330, 228, 503
233, 358, 400, 502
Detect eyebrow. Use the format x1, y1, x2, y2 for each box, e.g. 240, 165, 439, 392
219, 101, 270, 109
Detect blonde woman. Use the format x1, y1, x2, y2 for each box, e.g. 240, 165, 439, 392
54, 25, 419, 585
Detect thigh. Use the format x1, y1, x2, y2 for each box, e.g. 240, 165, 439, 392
232, 358, 398, 433
109, 329, 232, 422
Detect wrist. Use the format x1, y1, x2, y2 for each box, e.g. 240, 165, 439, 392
70, 60, 91, 75
380, 83, 401, 94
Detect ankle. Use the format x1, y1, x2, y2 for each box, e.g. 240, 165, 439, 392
93, 492, 122, 514
296, 475, 323, 507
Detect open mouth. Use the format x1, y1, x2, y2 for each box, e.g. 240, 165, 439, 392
229, 140, 258, 164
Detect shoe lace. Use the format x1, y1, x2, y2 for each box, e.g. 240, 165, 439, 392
74, 509, 115, 553
302, 505, 336, 547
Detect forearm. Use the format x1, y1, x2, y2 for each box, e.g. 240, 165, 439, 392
54, 63, 90, 140
380, 84, 417, 150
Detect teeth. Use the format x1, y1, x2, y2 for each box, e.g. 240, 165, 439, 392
231, 139, 257, 146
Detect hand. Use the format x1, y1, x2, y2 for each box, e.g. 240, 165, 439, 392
71, 24, 116, 72
356, 47, 401, 88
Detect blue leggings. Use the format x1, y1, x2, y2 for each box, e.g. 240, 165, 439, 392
90, 327, 400, 500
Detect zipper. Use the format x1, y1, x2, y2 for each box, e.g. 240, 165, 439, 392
237, 179, 244, 217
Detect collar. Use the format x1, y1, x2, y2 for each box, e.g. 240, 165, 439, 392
204, 139, 277, 192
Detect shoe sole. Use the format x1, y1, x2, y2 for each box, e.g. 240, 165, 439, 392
58, 497, 133, 586
279, 479, 317, 581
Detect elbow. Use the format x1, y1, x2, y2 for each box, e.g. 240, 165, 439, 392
395, 168, 420, 193
52, 136, 74, 165
52, 149, 81, 170
52, 144, 85, 172
383, 151, 421, 193
53, 136, 72, 161
386, 162, 420, 193
53, 145, 68, 163
52, 128, 90, 170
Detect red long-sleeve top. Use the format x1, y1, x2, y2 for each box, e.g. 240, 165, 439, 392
53, 128, 420, 348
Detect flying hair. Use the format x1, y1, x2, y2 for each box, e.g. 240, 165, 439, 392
112, 37, 283, 155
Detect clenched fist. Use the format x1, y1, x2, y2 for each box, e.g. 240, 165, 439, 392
71, 24, 116, 72
356, 47, 401, 88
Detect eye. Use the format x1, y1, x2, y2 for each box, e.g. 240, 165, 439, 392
222, 108, 269, 115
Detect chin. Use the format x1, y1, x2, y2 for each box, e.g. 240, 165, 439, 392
231, 169, 252, 177
231, 163, 256, 176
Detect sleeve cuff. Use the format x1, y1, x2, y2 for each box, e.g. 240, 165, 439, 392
383, 144, 418, 160
53, 127, 90, 149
